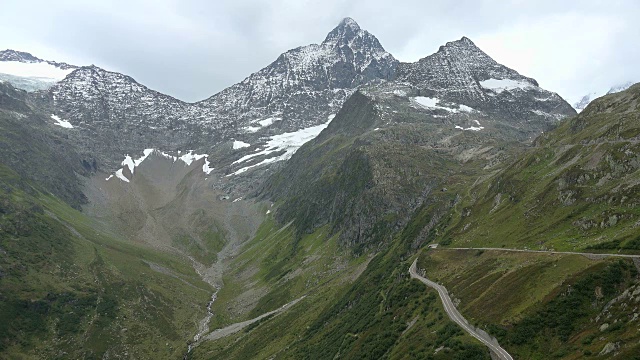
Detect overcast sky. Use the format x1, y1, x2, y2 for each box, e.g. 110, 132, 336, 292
1, 0, 639, 103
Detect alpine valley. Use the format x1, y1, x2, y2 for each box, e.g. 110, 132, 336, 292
1, 17, 639, 359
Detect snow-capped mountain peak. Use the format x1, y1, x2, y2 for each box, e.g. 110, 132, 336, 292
197, 17, 397, 133
323, 17, 367, 45
607, 81, 635, 95
339, 17, 360, 29
395, 36, 574, 125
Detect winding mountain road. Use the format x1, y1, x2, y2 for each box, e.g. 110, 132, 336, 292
409, 259, 514, 360
448, 247, 640, 259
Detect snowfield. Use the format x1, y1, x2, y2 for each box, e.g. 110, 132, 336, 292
479, 78, 534, 94
0, 61, 73, 81
232, 140, 250, 149
230, 115, 334, 175
413, 96, 475, 113
455, 120, 484, 131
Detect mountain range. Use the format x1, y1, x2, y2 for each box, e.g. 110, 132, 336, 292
0, 17, 573, 178
0, 17, 638, 359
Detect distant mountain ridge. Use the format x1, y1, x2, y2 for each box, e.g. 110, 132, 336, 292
572, 81, 637, 112
0, 49, 78, 91
0, 49, 77, 70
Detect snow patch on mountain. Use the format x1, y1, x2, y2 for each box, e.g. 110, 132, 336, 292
413, 96, 475, 113
455, 125, 484, 131
0, 61, 73, 81
115, 169, 129, 182
459, 104, 474, 112
121, 149, 154, 176
232, 140, 251, 149
179, 151, 207, 166
480, 78, 534, 94
413, 96, 439, 108
455, 120, 484, 131
242, 117, 282, 133
255, 117, 282, 127
106, 149, 213, 182
202, 158, 214, 174
230, 116, 333, 176
50, 114, 74, 128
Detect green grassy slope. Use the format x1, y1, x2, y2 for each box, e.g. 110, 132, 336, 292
401, 84, 640, 358
418, 249, 640, 359
192, 171, 499, 359
440, 84, 640, 251
0, 163, 213, 358
191, 214, 492, 360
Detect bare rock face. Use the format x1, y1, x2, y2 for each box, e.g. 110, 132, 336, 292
598, 342, 619, 356
42, 66, 203, 168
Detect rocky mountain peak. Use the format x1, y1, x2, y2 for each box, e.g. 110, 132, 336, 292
0, 49, 76, 70
339, 17, 360, 29
435, 36, 496, 64
66, 64, 135, 83
395, 36, 574, 126
440, 36, 477, 48
322, 17, 384, 51
323, 17, 361, 43
196, 17, 397, 136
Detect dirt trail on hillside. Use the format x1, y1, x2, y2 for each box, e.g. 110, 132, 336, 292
200, 296, 306, 343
